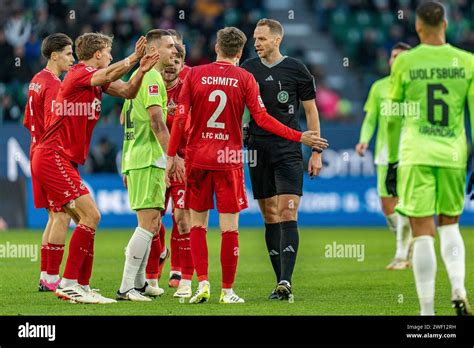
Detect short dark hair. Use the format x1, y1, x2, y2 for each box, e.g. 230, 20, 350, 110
146, 29, 172, 47
256, 18, 284, 37
167, 29, 183, 44
391, 41, 412, 51
41, 33, 73, 59
216, 27, 247, 58
174, 43, 184, 59
416, 1, 446, 27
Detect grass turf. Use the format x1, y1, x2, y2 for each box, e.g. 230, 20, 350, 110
0, 227, 472, 316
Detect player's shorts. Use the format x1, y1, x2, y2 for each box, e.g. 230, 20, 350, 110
396, 165, 466, 217
169, 181, 187, 210
31, 148, 89, 212
185, 165, 248, 213
125, 166, 166, 211
248, 135, 303, 199
376, 165, 394, 198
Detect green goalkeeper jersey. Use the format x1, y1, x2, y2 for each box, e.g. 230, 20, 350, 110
121, 68, 168, 173
359, 76, 390, 165
388, 44, 474, 168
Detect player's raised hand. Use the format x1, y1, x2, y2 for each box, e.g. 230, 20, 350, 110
134, 36, 147, 59
355, 143, 368, 157
139, 52, 160, 73
300, 131, 328, 150
165, 156, 176, 188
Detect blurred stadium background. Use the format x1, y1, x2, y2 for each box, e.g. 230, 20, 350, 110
0, 0, 473, 229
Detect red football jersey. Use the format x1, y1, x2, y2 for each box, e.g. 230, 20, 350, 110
168, 61, 301, 170
166, 78, 187, 158
178, 65, 191, 80
23, 69, 61, 153
38, 63, 110, 165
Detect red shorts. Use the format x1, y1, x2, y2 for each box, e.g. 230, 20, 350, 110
185, 165, 248, 213
163, 182, 187, 215
31, 148, 89, 212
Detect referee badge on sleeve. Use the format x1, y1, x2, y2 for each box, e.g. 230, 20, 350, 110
148, 85, 159, 96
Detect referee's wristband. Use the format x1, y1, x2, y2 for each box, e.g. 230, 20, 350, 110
312, 147, 323, 154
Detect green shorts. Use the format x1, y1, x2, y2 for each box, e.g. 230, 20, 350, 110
396, 165, 466, 217
377, 165, 393, 198
125, 166, 166, 210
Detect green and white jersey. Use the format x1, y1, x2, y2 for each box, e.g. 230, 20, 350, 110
122, 68, 168, 173
359, 76, 390, 165
389, 44, 474, 168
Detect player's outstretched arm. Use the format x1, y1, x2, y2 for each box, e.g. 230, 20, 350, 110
356, 85, 378, 156
105, 51, 160, 99
90, 36, 147, 87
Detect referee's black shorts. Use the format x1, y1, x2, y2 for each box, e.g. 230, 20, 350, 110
247, 134, 303, 200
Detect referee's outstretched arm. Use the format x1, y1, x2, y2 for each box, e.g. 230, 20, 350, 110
302, 99, 323, 178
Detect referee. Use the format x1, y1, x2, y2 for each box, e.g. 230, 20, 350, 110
241, 18, 323, 300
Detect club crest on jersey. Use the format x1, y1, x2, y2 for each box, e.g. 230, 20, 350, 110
277, 90, 289, 103
148, 85, 159, 96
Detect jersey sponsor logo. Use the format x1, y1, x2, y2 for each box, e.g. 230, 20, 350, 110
148, 85, 159, 96
265, 75, 274, 81
85, 66, 97, 73
277, 90, 289, 103
238, 198, 245, 205
28, 82, 42, 93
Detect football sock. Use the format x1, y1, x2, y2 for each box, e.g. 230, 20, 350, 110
145, 224, 163, 279
40, 245, 48, 279
59, 277, 77, 288
170, 215, 181, 273
198, 280, 209, 290
190, 226, 208, 282
119, 226, 153, 293
412, 235, 436, 315
222, 288, 233, 295
395, 214, 412, 260
159, 222, 166, 255
46, 243, 64, 279
438, 223, 466, 298
78, 239, 94, 287
280, 221, 299, 284
62, 224, 95, 282
179, 233, 194, 280
221, 231, 239, 289
385, 213, 398, 234
180, 279, 192, 287
135, 233, 152, 290
147, 279, 158, 287
265, 222, 282, 283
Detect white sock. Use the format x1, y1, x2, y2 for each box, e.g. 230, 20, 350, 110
119, 227, 154, 293
135, 237, 152, 289
45, 274, 60, 284
180, 279, 192, 287
40, 271, 47, 281
160, 248, 168, 259
412, 235, 436, 315
146, 278, 158, 287
438, 223, 466, 298
81, 285, 91, 292
60, 277, 77, 288
222, 288, 233, 295
395, 214, 412, 260
198, 280, 209, 290
385, 213, 398, 234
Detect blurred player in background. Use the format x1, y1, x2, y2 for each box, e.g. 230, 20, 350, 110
24, 33, 74, 292
241, 19, 322, 300
166, 27, 327, 304
117, 29, 177, 301
33, 33, 159, 304
168, 29, 191, 79
356, 42, 413, 270
386, 1, 473, 315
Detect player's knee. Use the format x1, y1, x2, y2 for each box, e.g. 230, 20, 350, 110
53, 213, 71, 229
176, 219, 189, 234
279, 207, 297, 222
83, 208, 101, 227
263, 207, 279, 224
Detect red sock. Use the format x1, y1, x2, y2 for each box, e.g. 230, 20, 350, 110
78, 239, 94, 286
40, 245, 48, 273
170, 215, 181, 272
145, 224, 163, 279
179, 233, 194, 280
47, 243, 65, 276
190, 226, 208, 281
221, 231, 239, 289
63, 224, 95, 281
159, 221, 166, 254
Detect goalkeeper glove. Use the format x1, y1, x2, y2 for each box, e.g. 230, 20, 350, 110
385, 162, 398, 196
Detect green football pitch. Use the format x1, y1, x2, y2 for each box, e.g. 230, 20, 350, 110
1, 227, 473, 316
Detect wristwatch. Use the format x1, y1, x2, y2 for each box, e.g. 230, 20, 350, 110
312, 147, 323, 154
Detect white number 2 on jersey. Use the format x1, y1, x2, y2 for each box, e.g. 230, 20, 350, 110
207, 90, 226, 129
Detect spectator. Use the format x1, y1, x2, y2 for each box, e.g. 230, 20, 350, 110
87, 137, 118, 174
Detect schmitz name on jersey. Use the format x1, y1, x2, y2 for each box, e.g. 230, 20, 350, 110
201, 76, 239, 87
